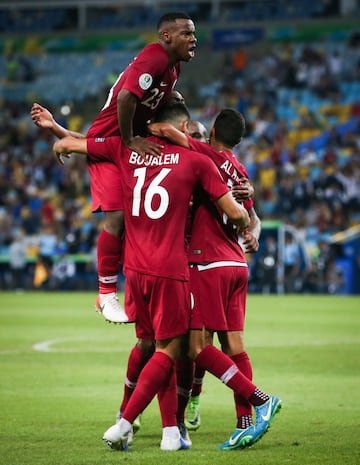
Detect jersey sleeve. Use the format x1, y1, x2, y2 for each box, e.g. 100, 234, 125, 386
86, 137, 122, 162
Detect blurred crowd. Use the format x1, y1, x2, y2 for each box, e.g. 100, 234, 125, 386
0, 35, 359, 294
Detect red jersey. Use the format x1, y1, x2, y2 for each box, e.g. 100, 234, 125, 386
187, 139, 253, 263
87, 136, 230, 281
87, 43, 180, 138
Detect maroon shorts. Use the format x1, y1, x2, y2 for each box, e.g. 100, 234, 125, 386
124, 269, 191, 341
88, 160, 123, 212
190, 263, 248, 332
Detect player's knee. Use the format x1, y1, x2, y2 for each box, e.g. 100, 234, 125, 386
137, 338, 155, 356
104, 210, 124, 236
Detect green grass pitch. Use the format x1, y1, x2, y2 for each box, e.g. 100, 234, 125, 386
0, 292, 359, 465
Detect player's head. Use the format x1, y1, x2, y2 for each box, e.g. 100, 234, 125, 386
167, 90, 185, 104
211, 109, 246, 148
157, 12, 196, 63
188, 120, 207, 142
153, 102, 190, 132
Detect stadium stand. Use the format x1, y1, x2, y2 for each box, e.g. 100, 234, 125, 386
0, 1, 359, 294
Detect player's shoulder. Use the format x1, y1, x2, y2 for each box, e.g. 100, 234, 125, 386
138, 43, 167, 59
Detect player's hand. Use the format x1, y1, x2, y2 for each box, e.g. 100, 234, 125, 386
147, 122, 166, 137
241, 230, 259, 253
126, 136, 163, 160
53, 140, 71, 165
232, 178, 254, 201
30, 103, 55, 129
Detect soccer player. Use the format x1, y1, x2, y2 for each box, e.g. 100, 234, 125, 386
31, 12, 197, 324
148, 109, 282, 449
30, 90, 188, 442
51, 102, 251, 451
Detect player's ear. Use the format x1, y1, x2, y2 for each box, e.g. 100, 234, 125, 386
181, 120, 188, 133
160, 30, 172, 44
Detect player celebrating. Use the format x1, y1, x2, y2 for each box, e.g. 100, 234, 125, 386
51, 102, 251, 451
31, 12, 197, 324
149, 109, 282, 449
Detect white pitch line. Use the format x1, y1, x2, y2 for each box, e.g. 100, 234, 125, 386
32, 337, 123, 353
0, 337, 358, 356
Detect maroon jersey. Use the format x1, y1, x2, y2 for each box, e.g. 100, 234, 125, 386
87, 43, 180, 138
187, 139, 253, 263
87, 136, 230, 281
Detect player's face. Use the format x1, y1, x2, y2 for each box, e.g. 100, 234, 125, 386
188, 121, 207, 142
167, 19, 197, 62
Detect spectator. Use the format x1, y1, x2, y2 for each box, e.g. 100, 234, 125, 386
8, 229, 27, 290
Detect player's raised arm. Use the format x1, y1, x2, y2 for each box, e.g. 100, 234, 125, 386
148, 122, 190, 148
31, 103, 85, 139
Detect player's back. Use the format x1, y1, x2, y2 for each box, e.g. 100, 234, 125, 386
188, 139, 251, 263
120, 137, 228, 281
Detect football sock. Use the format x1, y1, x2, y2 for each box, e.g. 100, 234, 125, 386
157, 363, 178, 427
248, 388, 270, 406
119, 344, 152, 412
122, 352, 173, 425
230, 352, 253, 425
195, 345, 257, 400
97, 228, 122, 294
175, 358, 194, 422
191, 363, 205, 397
240, 415, 253, 429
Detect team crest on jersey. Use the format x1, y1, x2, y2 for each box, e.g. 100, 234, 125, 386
139, 73, 153, 90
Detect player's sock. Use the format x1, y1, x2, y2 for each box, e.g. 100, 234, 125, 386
191, 363, 205, 397
195, 345, 257, 400
248, 388, 270, 406
157, 363, 178, 427
175, 358, 194, 422
119, 344, 152, 412
97, 228, 122, 294
230, 352, 253, 426
122, 352, 174, 424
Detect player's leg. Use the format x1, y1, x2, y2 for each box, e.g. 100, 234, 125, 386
95, 210, 129, 323
189, 265, 282, 448
116, 338, 154, 437
175, 355, 194, 444
103, 273, 191, 451
103, 337, 185, 451
185, 362, 204, 431
217, 330, 255, 449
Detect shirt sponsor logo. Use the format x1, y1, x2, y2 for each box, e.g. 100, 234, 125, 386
139, 73, 153, 90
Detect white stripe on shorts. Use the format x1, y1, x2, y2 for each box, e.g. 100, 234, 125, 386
194, 261, 248, 271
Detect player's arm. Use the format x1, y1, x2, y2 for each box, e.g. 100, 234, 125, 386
52, 136, 87, 164
147, 122, 190, 148
30, 103, 85, 139
241, 207, 261, 253
117, 89, 163, 158
216, 192, 250, 231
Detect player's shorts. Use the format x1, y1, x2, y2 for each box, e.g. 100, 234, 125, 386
189, 262, 248, 332
87, 159, 124, 212
124, 269, 191, 341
